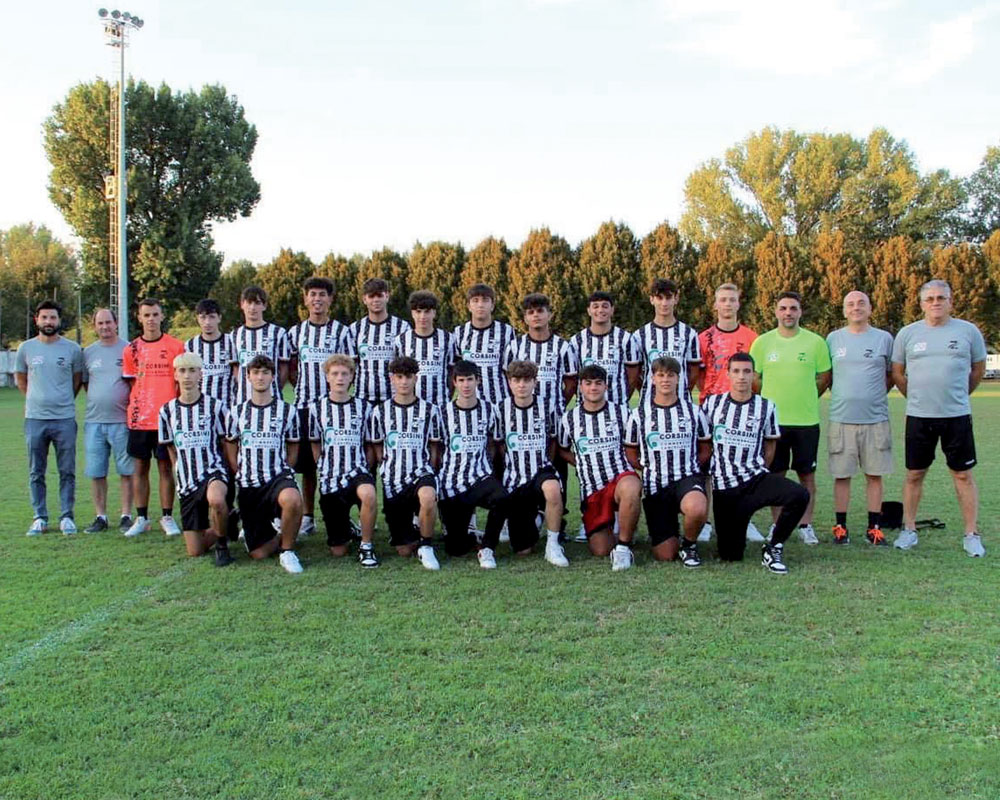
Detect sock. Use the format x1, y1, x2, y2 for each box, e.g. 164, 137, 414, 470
161, 508, 172, 518
617, 540, 632, 549
419, 537, 434, 549
835, 512, 847, 527
97, 514, 108, 522
868, 511, 881, 529
137, 506, 148, 519
546, 529, 560, 544
798, 523, 808, 529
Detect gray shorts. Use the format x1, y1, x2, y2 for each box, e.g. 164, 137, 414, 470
827, 420, 893, 478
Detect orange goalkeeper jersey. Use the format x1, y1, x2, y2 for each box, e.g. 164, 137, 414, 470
698, 324, 757, 400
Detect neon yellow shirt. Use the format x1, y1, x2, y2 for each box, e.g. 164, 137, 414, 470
749, 328, 831, 426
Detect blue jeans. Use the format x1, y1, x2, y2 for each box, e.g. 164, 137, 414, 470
25, 418, 77, 521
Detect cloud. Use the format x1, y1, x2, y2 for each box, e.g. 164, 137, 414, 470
894, 7, 996, 85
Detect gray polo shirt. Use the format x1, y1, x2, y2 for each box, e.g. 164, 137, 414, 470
83, 339, 129, 424
891, 318, 987, 418
14, 336, 84, 420
826, 326, 893, 424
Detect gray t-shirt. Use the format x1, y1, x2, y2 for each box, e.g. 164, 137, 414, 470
827, 326, 893, 424
83, 339, 129, 423
891, 318, 987, 418
14, 336, 84, 420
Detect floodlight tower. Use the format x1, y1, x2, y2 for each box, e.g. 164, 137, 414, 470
98, 8, 144, 338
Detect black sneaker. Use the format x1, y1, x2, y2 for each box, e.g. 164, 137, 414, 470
119, 514, 133, 531
358, 545, 380, 568
214, 543, 235, 567
85, 516, 109, 533
679, 541, 702, 568
762, 542, 788, 575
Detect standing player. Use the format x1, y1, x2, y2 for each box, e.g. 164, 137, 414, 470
749, 292, 831, 544
350, 278, 411, 404
437, 360, 509, 568
122, 299, 185, 538
571, 291, 641, 405
288, 277, 355, 537
230, 286, 291, 407
826, 291, 894, 546
309, 354, 379, 567
367, 356, 443, 570
184, 299, 234, 408
559, 365, 641, 571
158, 353, 233, 566
703, 353, 810, 574
492, 361, 568, 567
224, 355, 304, 574
394, 290, 457, 408
633, 279, 701, 402
625, 357, 711, 568
453, 283, 516, 406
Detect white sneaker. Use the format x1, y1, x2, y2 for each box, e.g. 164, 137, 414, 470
160, 516, 182, 537
698, 522, 712, 542
746, 521, 765, 542
963, 533, 985, 558
124, 516, 151, 538
271, 517, 282, 534
798, 524, 819, 545
417, 544, 440, 571
544, 540, 569, 567
26, 517, 47, 537
59, 517, 77, 535
478, 547, 497, 569
611, 544, 634, 571
279, 550, 304, 574
499, 521, 510, 544
298, 515, 315, 538
894, 529, 919, 550
574, 523, 589, 543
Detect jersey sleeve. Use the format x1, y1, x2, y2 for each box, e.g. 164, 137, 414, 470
308, 402, 321, 441
428, 404, 443, 442
214, 403, 229, 438
502, 339, 516, 371
366, 405, 384, 443
490, 404, 504, 442
970, 324, 988, 362
393, 332, 405, 359
763, 400, 780, 439
447, 331, 458, 368
285, 403, 300, 442
339, 325, 357, 357
695, 406, 711, 440
121, 341, 136, 379
748, 335, 764, 372
890, 328, 906, 365
157, 405, 172, 445
815, 334, 832, 372
228, 331, 240, 365
624, 408, 640, 447
277, 327, 292, 362
71, 343, 85, 373
687, 326, 702, 363
562, 340, 579, 377
630, 330, 645, 370
624, 331, 641, 365
286, 324, 299, 358
557, 409, 572, 450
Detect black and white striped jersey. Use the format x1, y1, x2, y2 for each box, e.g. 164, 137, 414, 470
349, 315, 411, 403
503, 334, 578, 413
571, 327, 641, 404
226, 397, 300, 488
366, 398, 442, 499
308, 396, 372, 495
230, 323, 292, 406
625, 398, 710, 493
184, 334, 234, 408
632, 321, 701, 398
288, 320, 355, 409
492, 397, 558, 492
453, 320, 517, 405
393, 328, 457, 407
558, 402, 632, 501
701, 393, 780, 491
158, 395, 229, 498
438, 401, 496, 499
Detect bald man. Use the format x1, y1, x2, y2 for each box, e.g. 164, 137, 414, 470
825, 292, 894, 546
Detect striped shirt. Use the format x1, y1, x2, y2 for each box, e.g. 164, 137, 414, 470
367, 398, 442, 499
184, 334, 235, 408
559, 402, 632, 501
702, 393, 780, 491
571, 326, 641, 404
394, 328, 457, 407
230, 323, 292, 406
308, 396, 372, 495
350, 316, 411, 403
158, 395, 229, 497
438, 401, 496, 499
453, 320, 517, 405
633, 321, 701, 399
625, 398, 710, 493
492, 397, 558, 492
504, 334, 578, 414
288, 320, 355, 408
226, 397, 300, 488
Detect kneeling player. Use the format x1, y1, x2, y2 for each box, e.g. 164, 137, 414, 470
558, 364, 641, 571
158, 353, 233, 566
367, 356, 443, 570
493, 360, 568, 567
224, 355, 304, 574
309, 354, 379, 567
702, 353, 809, 574
624, 357, 711, 568
437, 360, 509, 568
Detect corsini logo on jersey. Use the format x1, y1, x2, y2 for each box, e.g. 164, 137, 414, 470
506, 431, 545, 451
323, 427, 358, 446
174, 429, 210, 449
359, 343, 393, 360
241, 429, 281, 447
239, 349, 265, 366
299, 345, 329, 363
386, 430, 424, 449
645, 431, 688, 450
463, 347, 497, 364
713, 423, 756, 442
450, 432, 486, 453
576, 434, 619, 456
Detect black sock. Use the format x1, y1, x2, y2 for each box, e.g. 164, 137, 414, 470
161, 508, 172, 518
868, 511, 881, 529
835, 512, 847, 527
137, 506, 148, 519
419, 537, 434, 548
798, 523, 808, 528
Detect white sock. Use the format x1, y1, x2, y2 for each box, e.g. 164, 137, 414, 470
97, 514, 107, 521
546, 530, 560, 544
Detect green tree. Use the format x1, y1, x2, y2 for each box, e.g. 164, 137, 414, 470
209, 259, 258, 331
44, 79, 259, 314
407, 241, 464, 328
640, 222, 706, 328
966, 145, 1000, 241
256, 249, 315, 328
983, 230, 1000, 295
358, 248, 409, 318
929, 243, 998, 340
576, 221, 642, 331
503, 228, 576, 334
315, 252, 365, 323
694, 240, 756, 324
812, 229, 866, 334
752, 232, 818, 332
452, 236, 511, 323
869, 236, 927, 331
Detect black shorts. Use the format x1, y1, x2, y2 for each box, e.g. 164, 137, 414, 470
505, 468, 560, 553
439, 476, 508, 556
319, 474, 375, 546
770, 424, 820, 474
292, 408, 317, 473
237, 472, 300, 551
383, 475, 436, 547
179, 474, 228, 531
905, 415, 977, 472
128, 429, 170, 461
642, 474, 707, 546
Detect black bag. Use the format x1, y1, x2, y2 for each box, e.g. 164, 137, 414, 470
881, 501, 903, 529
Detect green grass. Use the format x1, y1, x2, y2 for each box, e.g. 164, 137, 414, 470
1, 387, 998, 799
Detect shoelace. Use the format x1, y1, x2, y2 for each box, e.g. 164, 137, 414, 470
833, 525, 848, 540
868, 528, 885, 544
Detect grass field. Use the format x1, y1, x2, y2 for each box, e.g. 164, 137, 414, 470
1, 386, 998, 800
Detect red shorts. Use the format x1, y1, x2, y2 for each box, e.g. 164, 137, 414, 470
582, 471, 637, 536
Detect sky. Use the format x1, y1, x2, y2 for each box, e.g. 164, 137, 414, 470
1, 0, 998, 268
